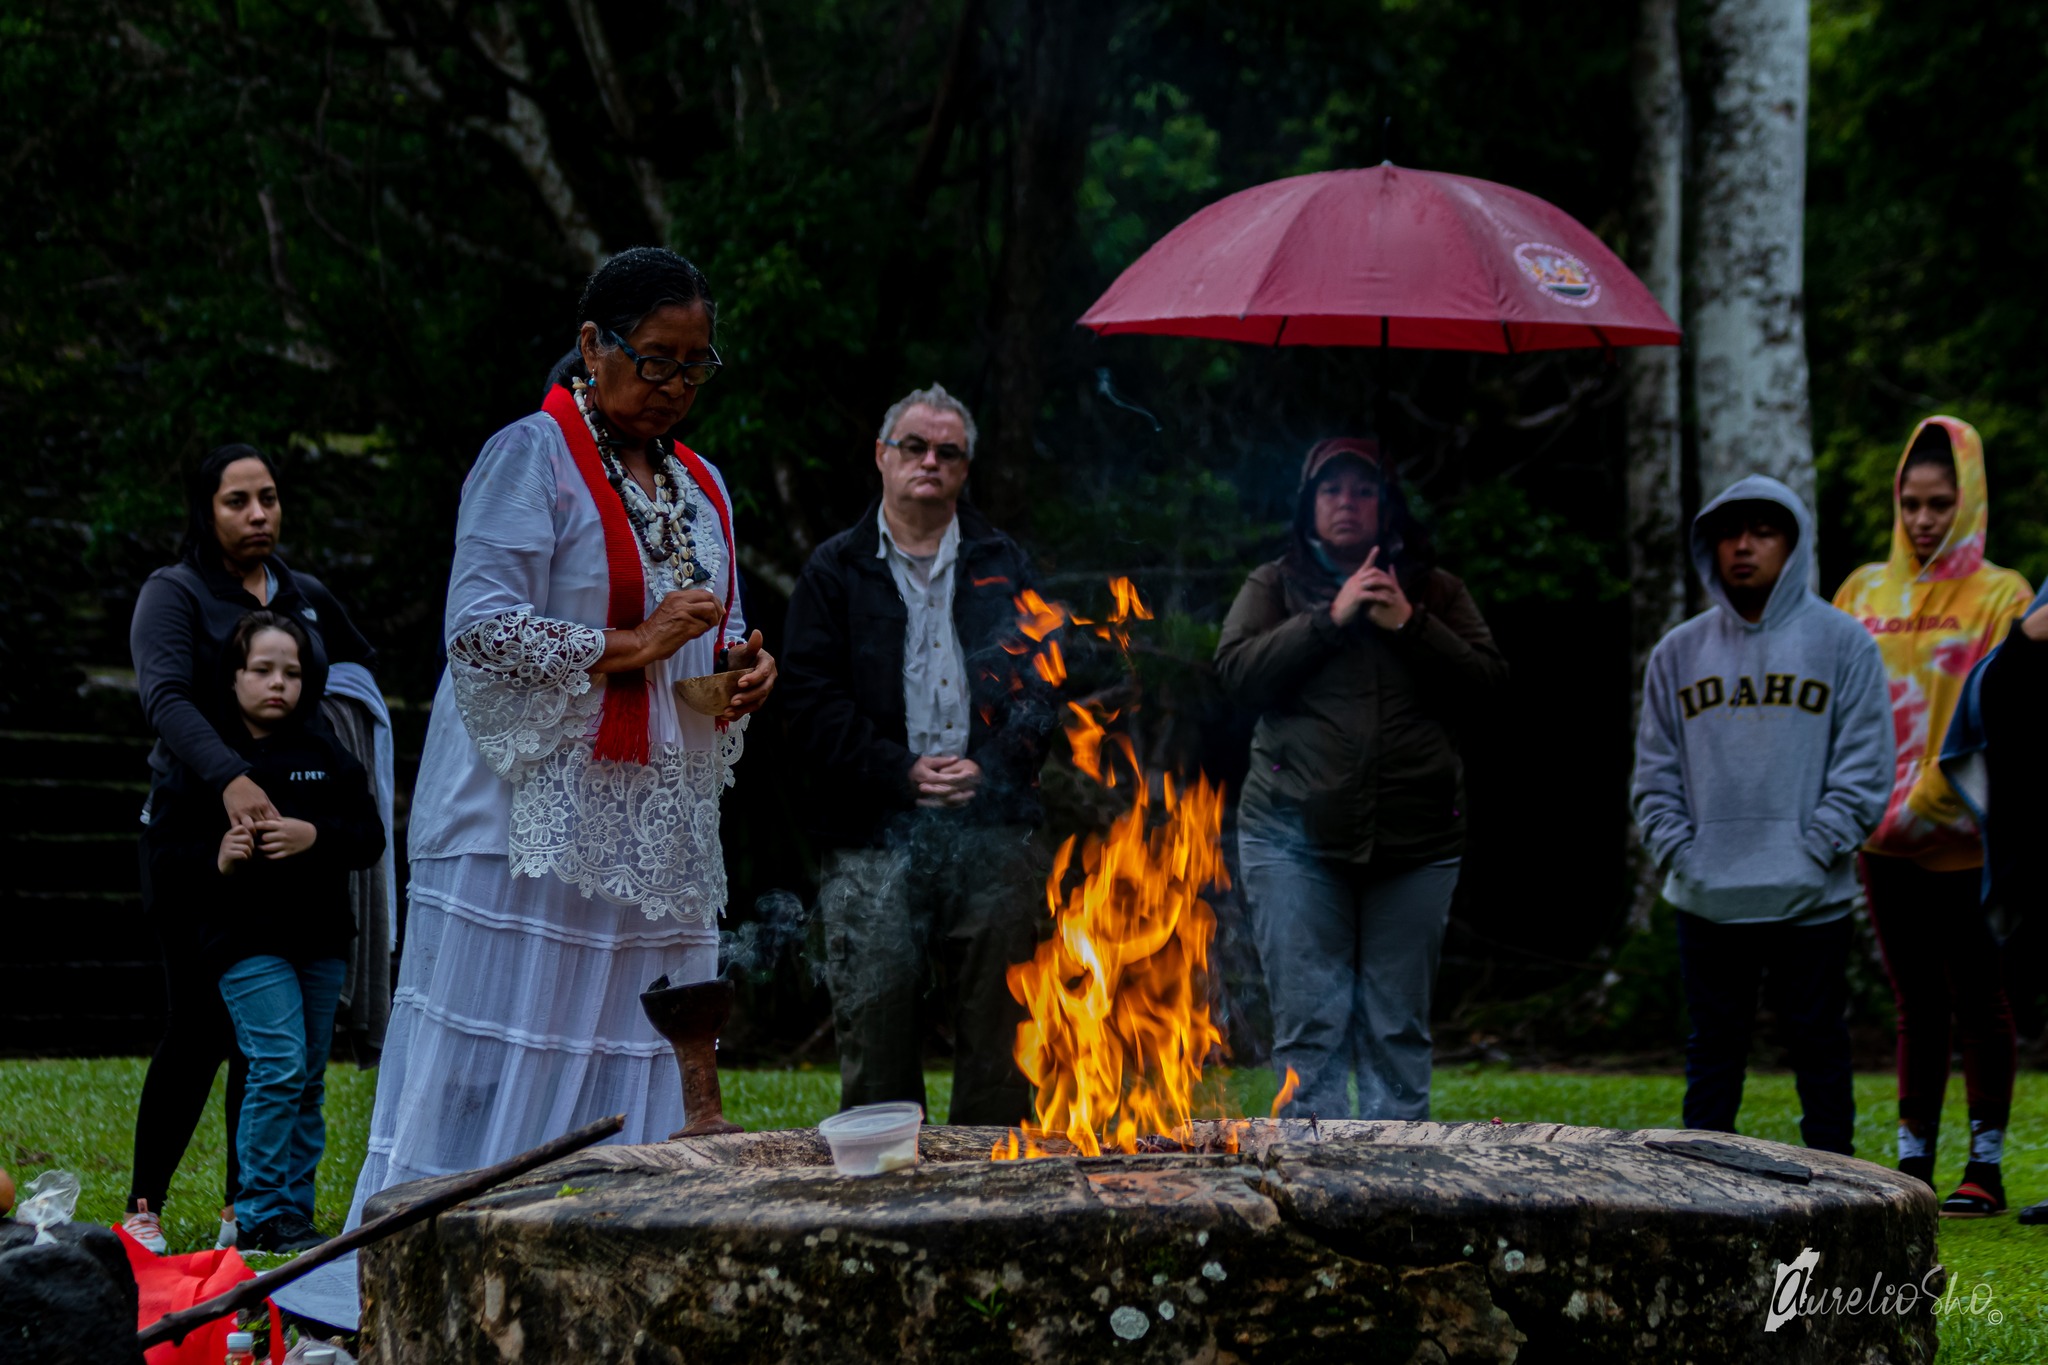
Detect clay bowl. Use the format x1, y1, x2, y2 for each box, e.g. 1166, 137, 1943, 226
674, 669, 746, 716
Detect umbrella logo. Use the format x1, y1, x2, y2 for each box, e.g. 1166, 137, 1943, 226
1513, 242, 1601, 308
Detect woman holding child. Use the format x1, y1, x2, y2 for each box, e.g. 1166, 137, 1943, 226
125, 443, 382, 1254
348, 248, 775, 1223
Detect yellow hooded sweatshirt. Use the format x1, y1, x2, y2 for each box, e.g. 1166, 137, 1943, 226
1833, 416, 2034, 869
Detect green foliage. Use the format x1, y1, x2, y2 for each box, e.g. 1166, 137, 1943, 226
1807, 0, 2048, 592
1426, 480, 1628, 607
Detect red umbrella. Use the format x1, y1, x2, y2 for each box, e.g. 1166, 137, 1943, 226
1079, 164, 1678, 353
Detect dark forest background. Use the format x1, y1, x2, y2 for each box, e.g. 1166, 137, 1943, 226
5, 0, 2045, 1061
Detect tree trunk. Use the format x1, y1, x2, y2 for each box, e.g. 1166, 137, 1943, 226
1623, 0, 1687, 929
1690, 0, 1813, 512
981, 0, 1118, 524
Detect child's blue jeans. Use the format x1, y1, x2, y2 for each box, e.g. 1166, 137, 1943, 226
218, 955, 346, 1230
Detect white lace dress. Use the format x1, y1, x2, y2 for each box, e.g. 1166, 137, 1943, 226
347, 412, 747, 1225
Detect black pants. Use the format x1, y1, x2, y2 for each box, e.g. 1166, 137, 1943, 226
818, 819, 1047, 1126
1863, 854, 2015, 1132
1676, 910, 1855, 1155
128, 842, 246, 1214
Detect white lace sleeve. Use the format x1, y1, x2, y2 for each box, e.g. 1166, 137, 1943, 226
718, 713, 749, 788
448, 608, 608, 780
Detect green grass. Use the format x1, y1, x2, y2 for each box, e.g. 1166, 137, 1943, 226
4, 1061, 2044, 1361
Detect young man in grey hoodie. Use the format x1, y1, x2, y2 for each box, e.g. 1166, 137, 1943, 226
1632, 475, 1893, 1154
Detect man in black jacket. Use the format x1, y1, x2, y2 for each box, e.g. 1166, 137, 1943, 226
781, 384, 1057, 1126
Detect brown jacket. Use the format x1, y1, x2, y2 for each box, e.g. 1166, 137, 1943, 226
1216, 560, 1506, 866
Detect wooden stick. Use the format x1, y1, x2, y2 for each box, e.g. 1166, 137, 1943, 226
136, 1113, 625, 1350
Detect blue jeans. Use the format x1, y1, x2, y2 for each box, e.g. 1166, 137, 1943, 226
218, 955, 346, 1229
1239, 831, 1460, 1121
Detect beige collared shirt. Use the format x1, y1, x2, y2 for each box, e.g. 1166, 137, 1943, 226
876, 504, 971, 757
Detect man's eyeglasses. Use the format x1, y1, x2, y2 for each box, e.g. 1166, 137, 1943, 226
603, 330, 723, 387
884, 435, 969, 464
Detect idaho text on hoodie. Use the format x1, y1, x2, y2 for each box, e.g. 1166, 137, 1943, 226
1832, 417, 2035, 870
1633, 476, 1894, 924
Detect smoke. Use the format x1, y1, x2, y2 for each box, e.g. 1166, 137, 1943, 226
719, 888, 813, 984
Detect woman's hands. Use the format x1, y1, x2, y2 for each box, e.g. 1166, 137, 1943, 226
720, 629, 778, 721
1329, 547, 1414, 631
2022, 602, 2048, 642
222, 774, 280, 827
596, 590, 724, 672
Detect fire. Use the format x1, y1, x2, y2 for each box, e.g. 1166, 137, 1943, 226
1033, 639, 1067, 687
1064, 702, 1134, 786
1272, 1066, 1300, 1117
1014, 588, 1065, 643
1003, 770, 1229, 1156
994, 577, 1237, 1158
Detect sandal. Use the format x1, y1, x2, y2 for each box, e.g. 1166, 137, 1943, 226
1940, 1181, 2007, 1218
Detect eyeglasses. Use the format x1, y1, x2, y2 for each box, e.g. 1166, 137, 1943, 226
884, 435, 969, 464
602, 330, 723, 387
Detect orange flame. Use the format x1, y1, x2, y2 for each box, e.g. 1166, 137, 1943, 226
1033, 639, 1067, 687
1000, 770, 1230, 1156
1064, 702, 1138, 787
1271, 1067, 1300, 1118
1015, 588, 1065, 643
1108, 575, 1154, 627
995, 576, 1239, 1160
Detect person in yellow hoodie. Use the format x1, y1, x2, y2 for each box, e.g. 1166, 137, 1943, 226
1834, 416, 2035, 1217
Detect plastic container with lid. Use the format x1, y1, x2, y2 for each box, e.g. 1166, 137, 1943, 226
817, 1103, 923, 1175
224, 1331, 257, 1364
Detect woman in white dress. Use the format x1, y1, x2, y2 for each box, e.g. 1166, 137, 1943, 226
349, 248, 775, 1222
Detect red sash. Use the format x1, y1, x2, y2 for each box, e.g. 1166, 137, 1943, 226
541, 384, 736, 764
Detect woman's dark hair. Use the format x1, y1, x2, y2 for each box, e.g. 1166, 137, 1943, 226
227, 610, 311, 673
180, 443, 279, 564
549, 246, 717, 394
1286, 438, 1435, 595
1902, 422, 1957, 482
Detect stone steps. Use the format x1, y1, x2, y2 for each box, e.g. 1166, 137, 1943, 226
0, 728, 160, 1056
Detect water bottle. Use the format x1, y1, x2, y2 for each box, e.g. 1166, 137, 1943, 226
224, 1331, 256, 1364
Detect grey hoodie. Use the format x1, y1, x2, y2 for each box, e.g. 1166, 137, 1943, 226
1632, 476, 1893, 923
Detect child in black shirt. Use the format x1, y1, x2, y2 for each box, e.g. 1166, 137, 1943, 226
145, 611, 383, 1253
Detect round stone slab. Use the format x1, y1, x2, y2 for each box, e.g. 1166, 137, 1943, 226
358, 1121, 1938, 1363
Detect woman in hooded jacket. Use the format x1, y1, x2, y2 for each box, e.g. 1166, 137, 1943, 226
1834, 416, 2035, 1217
1215, 438, 1506, 1121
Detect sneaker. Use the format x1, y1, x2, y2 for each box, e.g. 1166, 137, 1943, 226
215, 1207, 238, 1250
243, 1212, 325, 1254
120, 1201, 168, 1254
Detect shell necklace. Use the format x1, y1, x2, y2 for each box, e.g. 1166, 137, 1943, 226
572, 378, 709, 587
